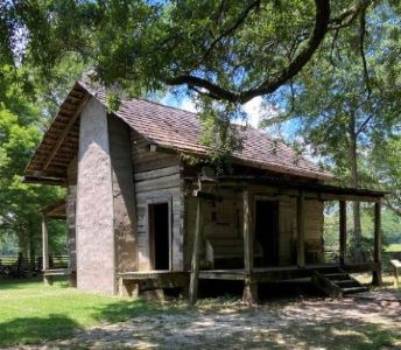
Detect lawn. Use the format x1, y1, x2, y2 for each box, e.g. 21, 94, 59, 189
0, 278, 168, 347
386, 243, 401, 253
0, 277, 400, 349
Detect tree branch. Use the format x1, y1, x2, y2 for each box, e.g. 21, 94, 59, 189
164, 0, 330, 104
164, 74, 239, 101
240, 0, 330, 102
329, 27, 340, 66
385, 197, 401, 217
356, 114, 373, 136
359, 8, 371, 94
329, 0, 371, 30
202, 0, 261, 61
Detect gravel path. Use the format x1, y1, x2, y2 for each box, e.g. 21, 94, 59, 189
10, 290, 401, 350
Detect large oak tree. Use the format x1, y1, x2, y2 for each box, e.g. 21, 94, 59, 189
1, 1, 374, 102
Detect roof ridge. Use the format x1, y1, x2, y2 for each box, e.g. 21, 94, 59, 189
78, 80, 200, 116
75, 80, 331, 180
78, 80, 288, 142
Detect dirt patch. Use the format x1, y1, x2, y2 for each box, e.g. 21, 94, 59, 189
11, 289, 401, 350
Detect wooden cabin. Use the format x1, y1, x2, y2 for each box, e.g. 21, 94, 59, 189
25, 81, 385, 303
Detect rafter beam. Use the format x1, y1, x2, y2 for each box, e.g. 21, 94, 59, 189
43, 95, 90, 171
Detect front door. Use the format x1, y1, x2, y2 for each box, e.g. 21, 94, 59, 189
149, 202, 170, 270
255, 200, 279, 266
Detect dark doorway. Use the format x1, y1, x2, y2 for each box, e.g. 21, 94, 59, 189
255, 200, 279, 267
149, 202, 170, 270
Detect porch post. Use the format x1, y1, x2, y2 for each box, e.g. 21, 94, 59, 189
189, 196, 202, 305
41, 214, 50, 285
243, 189, 257, 305
339, 200, 347, 266
296, 191, 305, 267
372, 200, 383, 286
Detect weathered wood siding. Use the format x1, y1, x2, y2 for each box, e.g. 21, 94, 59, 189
184, 191, 242, 269
184, 184, 324, 268
66, 157, 77, 275
278, 196, 296, 265
109, 116, 137, 273
131, 131, 184, 271
278, 197, 324, 265
131, 130, 179, 172
304, 199, 324, 262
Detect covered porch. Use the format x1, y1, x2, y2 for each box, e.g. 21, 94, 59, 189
189, 175, 386, 305
41, 200, 73, 285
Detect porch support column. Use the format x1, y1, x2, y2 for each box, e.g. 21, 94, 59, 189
189, 196, 203, 305
41, 214, 50, 285
339, 200, 347, 266
243, 189, 257, 305
372, 201, 383, 286
296, 191, 305, 267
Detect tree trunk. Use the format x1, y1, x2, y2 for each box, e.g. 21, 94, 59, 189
349, 114, 362, 243
16, 224, 29, 276
28, 220, 36, 273
349, 113, 364, 263
17, 224, 28, 259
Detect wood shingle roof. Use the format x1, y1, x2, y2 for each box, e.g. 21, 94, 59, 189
26, 81, 332, 181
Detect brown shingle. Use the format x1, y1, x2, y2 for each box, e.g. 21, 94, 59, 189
26, 81, 332, 180
85, 83, 331, 180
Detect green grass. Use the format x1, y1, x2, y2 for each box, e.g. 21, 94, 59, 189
0, 278, 167, 347
386, 243, 401, 253
1, 278, 400, 349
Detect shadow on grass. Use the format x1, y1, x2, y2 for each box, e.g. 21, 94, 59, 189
75, 295, 401, 349
93, 298, 183, 324
0, 314, 81, 347
1, 298, 399, 349
0, 277, 70, 290
0, 277, 42, 290
46, 298, 400, 350
1, 278, 399, 349
274, 320, 399, 350
0, 298, 169, 347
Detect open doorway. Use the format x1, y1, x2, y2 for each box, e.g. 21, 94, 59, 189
148, 202, 170, 270
255, 200, 279, 267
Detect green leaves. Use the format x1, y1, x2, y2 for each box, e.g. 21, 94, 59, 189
197, 97, 245, 174
1, 0, 362, 102
0, 65, 65, 257
372, 136, 401, 215
105, 92, 121, 112
266, 1, 401, 220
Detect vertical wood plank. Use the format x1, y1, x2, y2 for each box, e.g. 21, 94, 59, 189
189, 197, 202, 305
42, 215, 49, 271
296, 191, 305, 267
243, 190, 254, 274
339, 200, 347, 266
372, 201, 383, 286
393, 264, 399, 288
242, 189, 257, 305
42, 215, 50, 285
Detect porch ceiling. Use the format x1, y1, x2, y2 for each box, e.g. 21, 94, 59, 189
42, 200, 66, 219
25, 82, 88, 182
194, 175, 387, 201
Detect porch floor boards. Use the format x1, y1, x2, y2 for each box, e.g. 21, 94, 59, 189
117, 271, 187, 280
198, 263, 378, 282
118, 263, 378, 283
117, 271, 189, 297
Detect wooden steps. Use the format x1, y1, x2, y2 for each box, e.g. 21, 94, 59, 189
312, 268, 369, 297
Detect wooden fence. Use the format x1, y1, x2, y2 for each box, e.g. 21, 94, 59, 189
0, 255, 69, 278
0, 255, 69, 267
